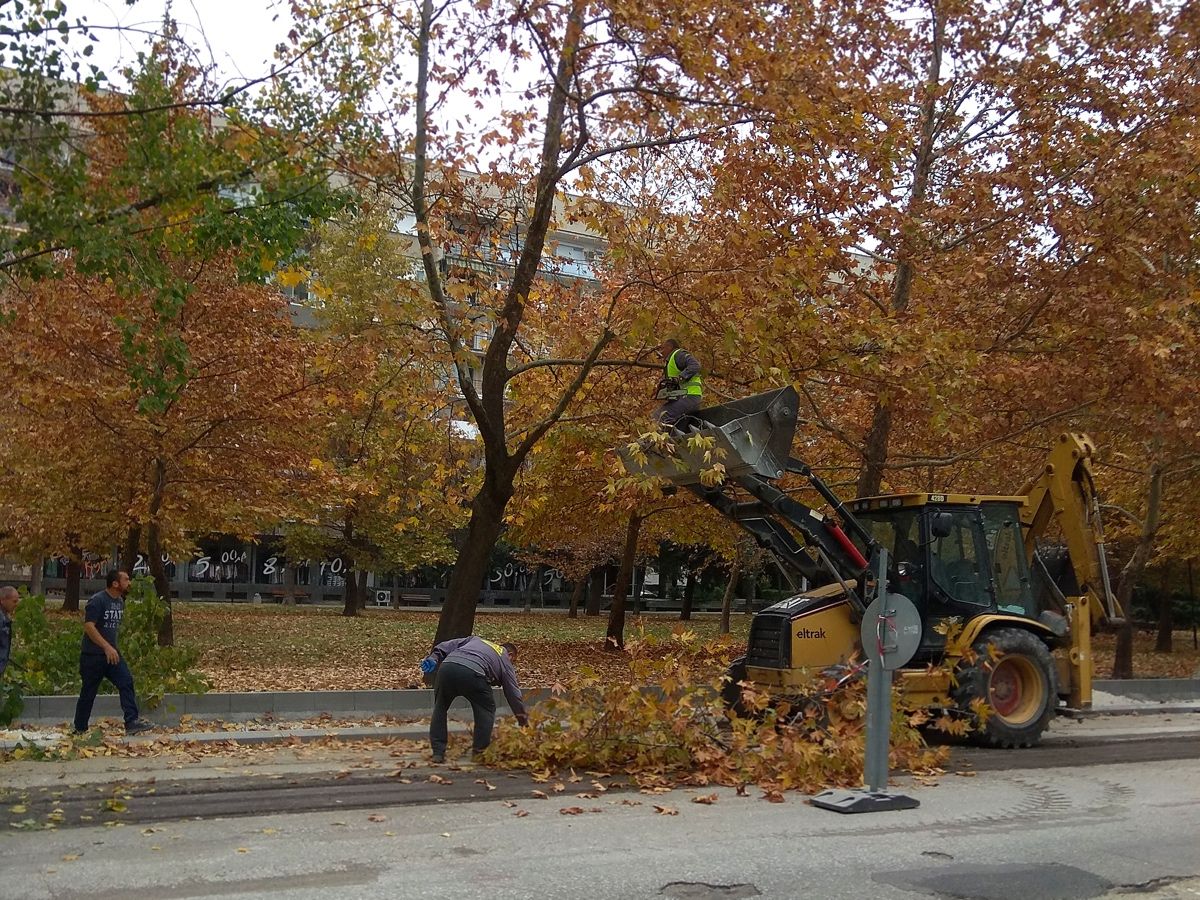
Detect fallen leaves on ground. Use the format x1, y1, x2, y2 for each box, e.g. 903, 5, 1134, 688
164, 606, 750, 691
653, 805, 678, 816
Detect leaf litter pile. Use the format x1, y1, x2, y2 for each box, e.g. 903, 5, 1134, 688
479, 633, 950, 796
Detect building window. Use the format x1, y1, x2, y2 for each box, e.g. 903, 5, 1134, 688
280, 281, 310, 303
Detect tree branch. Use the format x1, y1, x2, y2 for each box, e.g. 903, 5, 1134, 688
506, 356, 659, 379
512, 326, 615, 464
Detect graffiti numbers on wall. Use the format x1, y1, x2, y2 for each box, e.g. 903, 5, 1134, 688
132, 553, 173, 575
488, 564, 565, 590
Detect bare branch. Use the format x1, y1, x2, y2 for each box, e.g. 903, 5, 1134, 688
506, 356, 658, 379
886, 400, 1093, 470
512, 326, 615, 464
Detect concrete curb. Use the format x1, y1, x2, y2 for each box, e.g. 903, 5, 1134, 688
1094, 678, 1200, 702
0, 722, 478, 751
13, 679, 1198, 727
1067, 705, 1200, 718
15, 687, 554, 726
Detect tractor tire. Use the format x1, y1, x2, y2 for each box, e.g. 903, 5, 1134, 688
721, 656, 753, 719
954, 627, 1058, 748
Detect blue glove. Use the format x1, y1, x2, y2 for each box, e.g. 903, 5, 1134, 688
420, 657, 437, 675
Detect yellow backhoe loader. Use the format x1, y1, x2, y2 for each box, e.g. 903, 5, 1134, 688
621, 386, 1124, 747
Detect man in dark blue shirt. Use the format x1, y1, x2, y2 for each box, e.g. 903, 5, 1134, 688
421, 636, 528, 763
74, 570, 153, 735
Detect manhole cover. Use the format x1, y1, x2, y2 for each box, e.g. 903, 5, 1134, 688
660, 883, 761, 899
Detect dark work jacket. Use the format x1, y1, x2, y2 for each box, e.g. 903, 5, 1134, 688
429, 636, 528, 721
664, 348, 701, 382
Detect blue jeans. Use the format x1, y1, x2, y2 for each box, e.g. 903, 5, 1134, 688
74, 655, 140, 730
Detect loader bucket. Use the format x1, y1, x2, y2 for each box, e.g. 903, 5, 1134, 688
620, 386, 800, 486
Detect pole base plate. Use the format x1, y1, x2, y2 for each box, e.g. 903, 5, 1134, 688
809, 788, 920, 814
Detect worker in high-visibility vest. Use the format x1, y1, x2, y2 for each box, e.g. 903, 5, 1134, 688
653, 338, 703, 427
421, 636, 528, 763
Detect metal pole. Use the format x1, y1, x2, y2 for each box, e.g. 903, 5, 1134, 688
863, 547, 891, 793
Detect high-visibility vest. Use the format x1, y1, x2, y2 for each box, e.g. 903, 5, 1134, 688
666, 350, 703, 396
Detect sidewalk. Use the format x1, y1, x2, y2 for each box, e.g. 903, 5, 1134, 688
5, 704, 1198, 756
14, 677, 1200, 726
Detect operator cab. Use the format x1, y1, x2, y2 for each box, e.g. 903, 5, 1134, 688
849, 494, 1039, 657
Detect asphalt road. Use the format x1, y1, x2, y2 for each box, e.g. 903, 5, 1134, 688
2, 726, 1199, 830
2, 754, 1198, 900
3, 715, 1199, 900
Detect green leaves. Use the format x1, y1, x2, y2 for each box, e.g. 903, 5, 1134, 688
0, 19, 343, 416
0, 580, 207, 726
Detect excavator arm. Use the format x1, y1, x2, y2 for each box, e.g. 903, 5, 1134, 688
620, 387, 875, 616
1019, 432, 1124, 708
1020, 433, 1123, 626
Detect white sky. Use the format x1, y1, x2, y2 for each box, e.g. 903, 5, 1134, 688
70, 0, 290, 87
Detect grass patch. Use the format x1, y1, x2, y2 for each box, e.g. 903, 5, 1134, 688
38, 602, 1198, 691
170, 603, 749, 691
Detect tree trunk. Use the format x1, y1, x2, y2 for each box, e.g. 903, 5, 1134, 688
436, 480, 512, 643
342, 566, 359, 616
1189, 558, 1198, 651
415, 0, 595, 646
585, 568, 602, 617
341, 512, 359, 617
146, 521, 172, 645
122, 525, 142, 574
744, 566, 757, 613
856, 13, 942, 498
147, 457, 173, 646
567, 576, 584, 618
524, 566, 541, 614
857, 401, 893, 497
1155, 564, 1173, 653
283, 559, 297, 606
1112, 461, 1163, 679
680, 569, 696, 621
64, 543, 82, 613
357, 570, 369, 610
605, 512, 642, 651
720, 557, 742, 636
30, 554, 44, 597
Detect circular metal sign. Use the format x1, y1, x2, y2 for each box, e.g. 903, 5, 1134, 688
861, 592, 922, 671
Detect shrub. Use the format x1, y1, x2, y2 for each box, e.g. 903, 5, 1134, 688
0, 577, 208, 725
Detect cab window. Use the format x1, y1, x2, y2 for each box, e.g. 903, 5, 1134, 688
981, 504, 1036, 616
928, 509, 989, 607
854, 509, 922, 603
